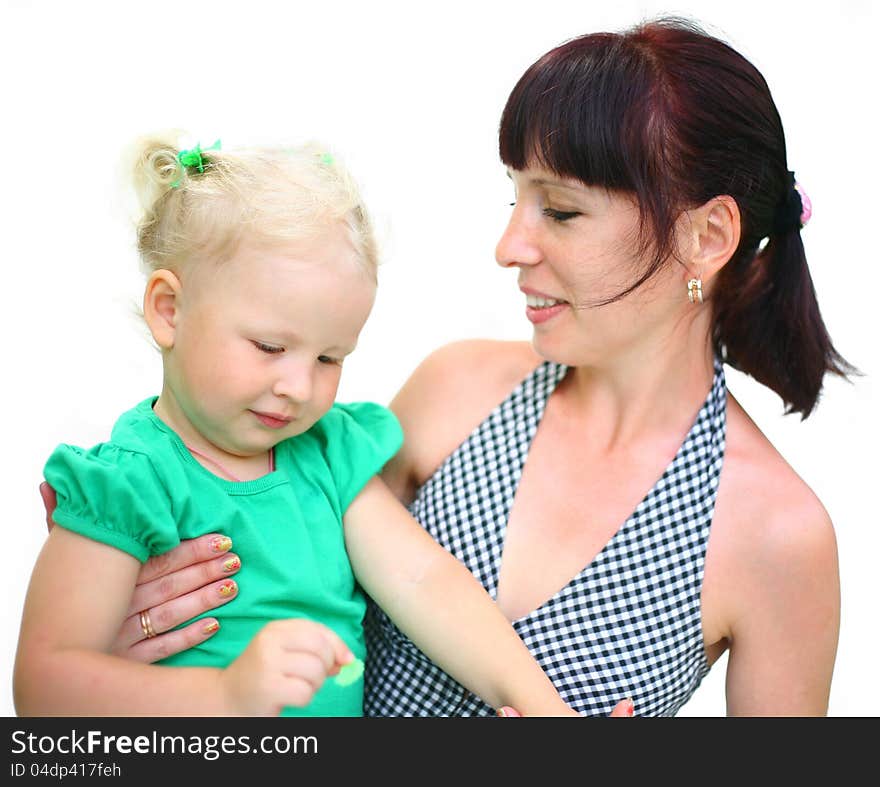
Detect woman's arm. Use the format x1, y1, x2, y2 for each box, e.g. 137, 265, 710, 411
709, 400, 841, 716
380, 340, 539, 504
14, 526, 352, 716
723, 499, 840, 716
343, 476, 576, 716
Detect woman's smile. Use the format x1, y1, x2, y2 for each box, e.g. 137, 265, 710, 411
521, 285, 570, 324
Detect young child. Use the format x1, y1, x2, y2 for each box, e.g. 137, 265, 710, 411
14, 136, 575, 717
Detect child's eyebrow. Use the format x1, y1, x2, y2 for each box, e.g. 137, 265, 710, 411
264, 328, 356, 355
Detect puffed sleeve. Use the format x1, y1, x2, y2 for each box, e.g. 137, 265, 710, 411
43, 443, 181, 562
317, 402, 404, 512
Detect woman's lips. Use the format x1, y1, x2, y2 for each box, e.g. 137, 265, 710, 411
525, 302, 568, 324
520, 286, 569, 324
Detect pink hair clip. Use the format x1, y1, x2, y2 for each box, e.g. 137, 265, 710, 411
794, 181, 812, 228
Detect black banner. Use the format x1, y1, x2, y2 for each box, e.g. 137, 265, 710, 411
0, 716, 861, 780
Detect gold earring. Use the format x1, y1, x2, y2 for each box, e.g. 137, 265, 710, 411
687, 278, 703, 304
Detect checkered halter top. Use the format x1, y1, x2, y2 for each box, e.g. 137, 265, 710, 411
363, 357, 727, 717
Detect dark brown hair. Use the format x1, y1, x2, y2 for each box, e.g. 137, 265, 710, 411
499, 17, 854, 417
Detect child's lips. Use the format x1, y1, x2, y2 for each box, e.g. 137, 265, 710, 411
250, 410, 292, 429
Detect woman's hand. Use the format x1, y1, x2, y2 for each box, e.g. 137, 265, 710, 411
39, 482, 240, 663
220, 619, 354, 715
497, 698, 634, 717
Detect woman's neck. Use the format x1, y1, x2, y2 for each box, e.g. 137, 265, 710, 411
561, 313, 717, 451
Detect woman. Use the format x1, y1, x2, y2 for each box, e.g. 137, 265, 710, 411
40, 18, 847, 715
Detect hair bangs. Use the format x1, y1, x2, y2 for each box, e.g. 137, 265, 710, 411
499, 36, 656, 193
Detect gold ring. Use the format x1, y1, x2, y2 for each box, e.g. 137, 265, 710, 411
139, 609, 156, 639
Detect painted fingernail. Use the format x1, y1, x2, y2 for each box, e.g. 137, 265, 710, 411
203, 620, 220, 634
625, 699, 634, 716
210, 536, 232, 553
497, 708, 507, 717
218, 580, 237, 597
222, 555, 241, 572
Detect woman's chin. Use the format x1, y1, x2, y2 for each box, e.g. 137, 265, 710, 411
531, 330, 597, 368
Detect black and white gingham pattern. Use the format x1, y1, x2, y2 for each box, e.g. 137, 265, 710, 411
364, 359, 726, 716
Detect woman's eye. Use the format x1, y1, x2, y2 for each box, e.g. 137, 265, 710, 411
318, 355, 342, 366
252, 341, 284, 354
542, 207, 580, 222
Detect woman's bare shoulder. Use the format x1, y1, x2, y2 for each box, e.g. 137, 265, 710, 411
704, 394, 838, 639
723, 395, 833, 532
407, 338, 540, 394
384, 340, 542, 494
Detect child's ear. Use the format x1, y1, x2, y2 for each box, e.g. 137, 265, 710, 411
143, 269, 183, 349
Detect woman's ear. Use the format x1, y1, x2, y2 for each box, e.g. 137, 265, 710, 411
682, 195, 741, 286
143, 269, 183, 350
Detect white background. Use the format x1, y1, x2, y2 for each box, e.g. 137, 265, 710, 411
1, 0, 876, 717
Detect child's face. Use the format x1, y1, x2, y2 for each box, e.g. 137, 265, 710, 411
163, 226, 376, 457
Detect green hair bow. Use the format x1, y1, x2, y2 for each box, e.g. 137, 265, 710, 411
172, 139, 221, 187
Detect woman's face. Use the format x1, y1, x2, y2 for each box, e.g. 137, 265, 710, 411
496, 164, 689, 367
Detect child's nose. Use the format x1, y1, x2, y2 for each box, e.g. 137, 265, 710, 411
273, 363, 313, 403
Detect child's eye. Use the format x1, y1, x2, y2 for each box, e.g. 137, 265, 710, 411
318, 355, 342, 366
542, 207, 580, 222
252, 341, 284, 354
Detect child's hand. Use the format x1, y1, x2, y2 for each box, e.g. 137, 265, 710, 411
220, 619, 354, 716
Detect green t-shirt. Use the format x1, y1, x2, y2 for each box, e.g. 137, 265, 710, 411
44, 397, 403, 717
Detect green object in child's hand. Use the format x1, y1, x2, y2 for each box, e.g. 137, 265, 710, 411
334, 658, 364, 687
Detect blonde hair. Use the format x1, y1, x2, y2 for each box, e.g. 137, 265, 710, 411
131, 133, 378, 278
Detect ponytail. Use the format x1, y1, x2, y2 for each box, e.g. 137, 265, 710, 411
713, 226, 854, 419
127, 132, 379, 279
130, 134, 188, 273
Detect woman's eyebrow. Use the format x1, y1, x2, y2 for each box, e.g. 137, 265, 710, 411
505, 170, 584, 193
530, 178, 584, 192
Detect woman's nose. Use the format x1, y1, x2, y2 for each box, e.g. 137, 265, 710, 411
495, 206, 542, 269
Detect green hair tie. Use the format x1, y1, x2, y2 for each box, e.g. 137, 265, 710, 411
333, 657, 364, 687
172, 139, 221, 188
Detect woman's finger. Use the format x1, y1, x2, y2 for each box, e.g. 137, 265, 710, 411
116, 578, 239, 651
135, 533, 234, 586
609, 698, 634, 717
118, 617, 222, 664
497, 699, 634, 717
125, 552, 241, 617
